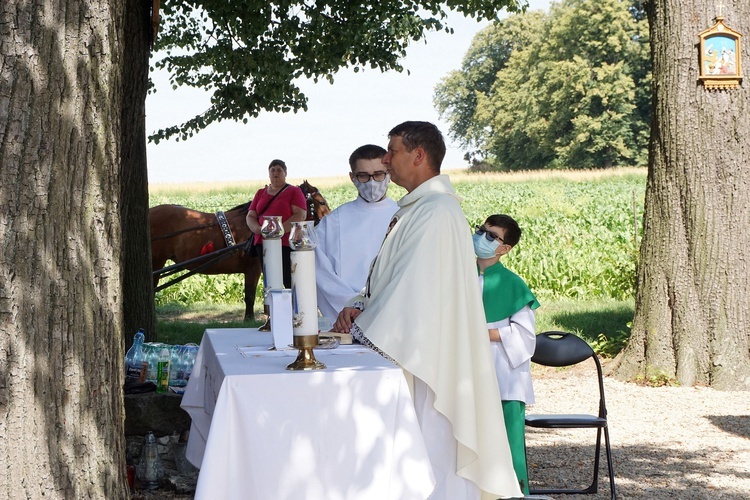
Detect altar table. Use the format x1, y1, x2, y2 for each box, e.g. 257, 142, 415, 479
180, 328, 435, 500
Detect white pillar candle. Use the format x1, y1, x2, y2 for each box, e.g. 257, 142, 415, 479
262, 238, 284, 290
262, 238, 284, 306
260, 215, 285, 307
291, 249, 318, 336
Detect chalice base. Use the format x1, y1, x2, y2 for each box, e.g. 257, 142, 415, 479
286, 335, 326, 370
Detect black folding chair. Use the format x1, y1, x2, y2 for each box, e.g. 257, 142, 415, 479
525, 331, 616, 499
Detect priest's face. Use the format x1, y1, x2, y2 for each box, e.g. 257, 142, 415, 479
383, 135, 419, 191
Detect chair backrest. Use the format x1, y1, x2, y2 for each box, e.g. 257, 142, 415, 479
532, 331, 595, 367
532, 331, 607, 418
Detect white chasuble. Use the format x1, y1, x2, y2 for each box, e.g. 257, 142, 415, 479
353, 175, 521, 499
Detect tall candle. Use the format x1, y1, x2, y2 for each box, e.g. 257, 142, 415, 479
261, 215, 285, 307
289, 221, 319, 337
291, 250, 318, 336
262, 238, 284, 292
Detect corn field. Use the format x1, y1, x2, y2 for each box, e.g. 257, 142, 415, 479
150, 168, 646, 306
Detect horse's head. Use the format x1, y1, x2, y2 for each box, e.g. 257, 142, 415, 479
299, 180, 331, 226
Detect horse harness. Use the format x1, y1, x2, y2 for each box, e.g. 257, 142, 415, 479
215, 210, 236, 247
300, 182, 323, 225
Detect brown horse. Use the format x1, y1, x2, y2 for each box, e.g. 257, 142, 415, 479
150, 181, 330, 320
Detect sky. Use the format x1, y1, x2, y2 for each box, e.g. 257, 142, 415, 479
146, 2, 550, 184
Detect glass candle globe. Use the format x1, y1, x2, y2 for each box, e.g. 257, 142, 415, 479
260, 215, 284, 239
289, 221, 318, 251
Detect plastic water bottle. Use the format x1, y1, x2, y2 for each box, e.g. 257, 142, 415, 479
169, 345, 186, 387
156, 347, 170, 393
143, 343, 161, 383
124, 329, 147, 384
136, 431, 163, 490
183, 343, 199, 383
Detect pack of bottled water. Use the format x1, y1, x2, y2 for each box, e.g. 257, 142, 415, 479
124, 328, 199, 390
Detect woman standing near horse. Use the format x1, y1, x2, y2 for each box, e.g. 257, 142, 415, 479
246, 159, 307, 328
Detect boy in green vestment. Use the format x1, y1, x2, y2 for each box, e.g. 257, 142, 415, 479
472, 214, 540, 495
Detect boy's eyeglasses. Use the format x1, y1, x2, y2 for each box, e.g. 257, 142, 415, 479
475, 225, 506, 245
354, 171, 388, 183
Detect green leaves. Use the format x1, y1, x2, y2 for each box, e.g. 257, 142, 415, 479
435, 9, 545, 155
150, 1, 522, 143
455, 171, 645, 300
434, 0, 651, 170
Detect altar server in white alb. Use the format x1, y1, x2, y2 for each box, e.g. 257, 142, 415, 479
474, 214, 540, 495
333, 121, 522, 499
314, 144, 398, 329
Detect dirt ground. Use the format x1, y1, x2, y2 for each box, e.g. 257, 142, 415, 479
525, 361, 750, 499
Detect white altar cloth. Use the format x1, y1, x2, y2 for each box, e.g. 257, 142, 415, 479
180, 329, 435, 500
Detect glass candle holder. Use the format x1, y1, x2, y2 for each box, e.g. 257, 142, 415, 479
289, 221, 318, 251
260, 215, 284, 239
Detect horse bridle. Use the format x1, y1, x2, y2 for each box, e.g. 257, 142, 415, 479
300, 183, 323, 226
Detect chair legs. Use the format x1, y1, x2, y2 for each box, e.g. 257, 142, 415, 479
603, 427, 616, 499
527, 426, 616, 499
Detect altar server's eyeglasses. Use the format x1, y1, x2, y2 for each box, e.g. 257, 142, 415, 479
354, 171, 388, 183
475, 225, 506, 245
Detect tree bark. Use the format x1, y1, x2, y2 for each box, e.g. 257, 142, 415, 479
613, 0, 750, 389
121, 0, 156, 346
0, 0, 128, 496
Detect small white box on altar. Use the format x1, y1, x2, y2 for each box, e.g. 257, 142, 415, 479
268, 289, 293, 349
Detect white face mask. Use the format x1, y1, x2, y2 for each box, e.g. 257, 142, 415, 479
353, 174, 390, 203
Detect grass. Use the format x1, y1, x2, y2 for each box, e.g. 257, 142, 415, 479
536, 298, 633, 357
155, 303, 257, 345
156, 297, 634, 357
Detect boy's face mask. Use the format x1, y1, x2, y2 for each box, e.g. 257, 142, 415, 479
472, 232, 501, 259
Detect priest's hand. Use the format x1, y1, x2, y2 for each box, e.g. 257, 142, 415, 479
332, 307, 361, 333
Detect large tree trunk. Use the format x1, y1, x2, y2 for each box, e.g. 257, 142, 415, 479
0, 1, 129, 497
613, 0, 750, 390
121, 0, 156, 346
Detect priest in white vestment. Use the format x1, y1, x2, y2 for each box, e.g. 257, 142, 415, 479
315, 145, 398, 329
333, 121, 522, 500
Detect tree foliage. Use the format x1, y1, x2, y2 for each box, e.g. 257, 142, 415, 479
435, 0, 651, 169
151, 0, 526, 143
433, 10, 545, 156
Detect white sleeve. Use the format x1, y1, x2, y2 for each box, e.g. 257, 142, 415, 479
314, 214, 360, 319
487, 305, 536, 369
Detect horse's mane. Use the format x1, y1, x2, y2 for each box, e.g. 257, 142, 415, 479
227, 201, 251, 213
